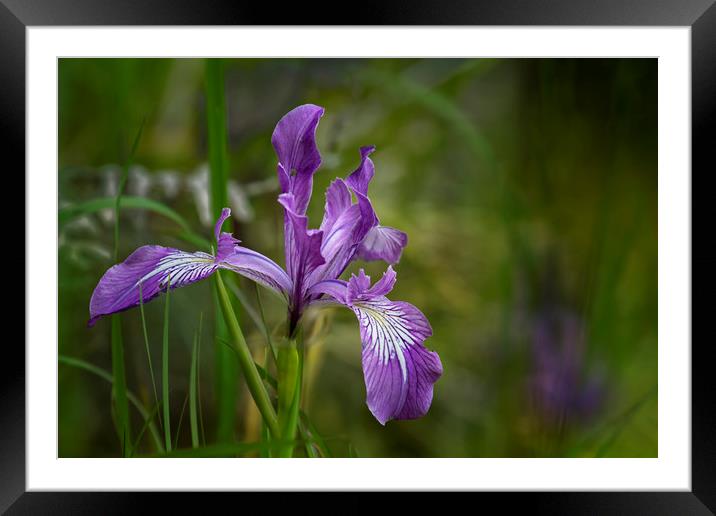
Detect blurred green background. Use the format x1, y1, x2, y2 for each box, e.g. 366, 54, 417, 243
58, 58, 657, 458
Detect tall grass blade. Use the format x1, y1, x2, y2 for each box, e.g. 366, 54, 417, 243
58, 355, 164, 453
206, 58, 238, 443
138, 282, 161, 430
154, 441, 299, 458
114, 118, 145, 261
131, 400, 162, 457
255, 284, 277, 364
197, 316, 207, 446
111, 315, 131, 457
299, 410, 332, 458
227, 281, 263, 332
173, 391, 190, 450
109, 119, 144, 458
162, 274, 172, 452
189, 314, 203, 449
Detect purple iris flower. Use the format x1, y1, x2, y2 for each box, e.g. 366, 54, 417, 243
89, 104, 442, 425
529, 309, 604, 423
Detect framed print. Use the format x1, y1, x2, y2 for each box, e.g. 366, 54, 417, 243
4, 0, 713, 512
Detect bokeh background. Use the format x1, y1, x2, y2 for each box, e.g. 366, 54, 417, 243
58, 58, 657, 458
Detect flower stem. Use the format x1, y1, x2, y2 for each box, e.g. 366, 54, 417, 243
277, 330, 303, 458
214, 271, 280, 439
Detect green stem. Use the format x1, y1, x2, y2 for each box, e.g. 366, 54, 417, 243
214, 271, 280, 439
277, 330, 303, 457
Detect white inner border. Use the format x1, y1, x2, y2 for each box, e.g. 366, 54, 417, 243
27, 27, 690, 491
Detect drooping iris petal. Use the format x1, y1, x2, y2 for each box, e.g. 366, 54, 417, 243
278, 193, 325, 301
89, 245, 217, 326
219, 246, 292, 299
271, 104, 325, 215
358, 299, 442, 424
356, 225, 408, 264
309, 267, 442, 425
89, 207, 294, 324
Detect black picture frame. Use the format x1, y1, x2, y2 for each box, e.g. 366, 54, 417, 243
4, 1, 712, 512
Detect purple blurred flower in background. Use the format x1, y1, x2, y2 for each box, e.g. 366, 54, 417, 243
89, 104, 442, 425
529, 309, 604, 423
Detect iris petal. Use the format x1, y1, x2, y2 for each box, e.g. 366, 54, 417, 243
309, 267, 442, 425
271, 104, 325, 215
357, 225, 408, 264
89, 207, 293, 324
356, 298, 442, 424
219, 246, 292, 299
278, 193, 325, 301
89, 246, 217, 326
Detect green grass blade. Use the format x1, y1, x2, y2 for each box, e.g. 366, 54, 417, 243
109, 118, 144, 458
348, 443, 360, 458
206, 58, 238, 443
218, 338, 277, 392
114, 118, 145, 260
153, 441, 298, 458
110, 315, 131, 457
299, 410, 332, 458
138, 282, 161, 430
260, 423, 271, 458
197, 315, 207, 446
162, 274, 172, 452
59, 196, 209, 249
566, 387, 657, 457
362, 69, 494, 165
594, 389, 656, 458
131, 400, 162, 457
298, 419, 318, 458
189, 315, 202, 449
173, 390, 190, 451
255, 284, 277, 364
227, 281, 263, 332
205, 59, 229, 216
58, 355, 164, 453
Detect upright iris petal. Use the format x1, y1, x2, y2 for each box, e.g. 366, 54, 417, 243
271, 104, 325, 215
278, 193, 325, 319
345, 146, 408, 265
310, 267, 443, 424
